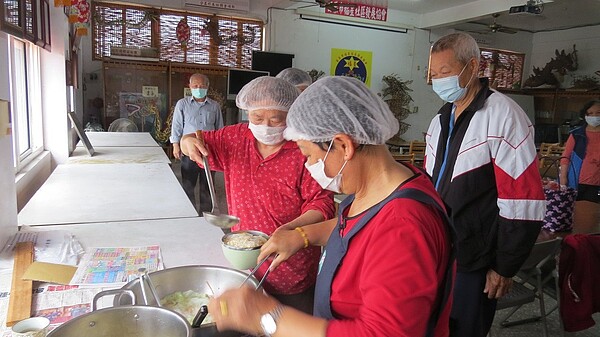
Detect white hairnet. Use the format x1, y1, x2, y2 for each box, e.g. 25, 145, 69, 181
276, 68, 312, 88
236, 76, 299, 112
284, 76, 399, 145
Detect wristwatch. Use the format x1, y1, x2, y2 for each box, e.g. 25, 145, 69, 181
260, 304, 285, 337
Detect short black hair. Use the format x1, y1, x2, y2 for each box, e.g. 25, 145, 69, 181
580, 100, 600, 119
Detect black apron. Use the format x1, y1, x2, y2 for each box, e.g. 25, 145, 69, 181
313, 188, 455, 337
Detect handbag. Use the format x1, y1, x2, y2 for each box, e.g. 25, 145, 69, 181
540, 156, 578, 232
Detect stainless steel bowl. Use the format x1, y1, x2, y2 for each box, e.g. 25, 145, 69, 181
117, 265, 259, 337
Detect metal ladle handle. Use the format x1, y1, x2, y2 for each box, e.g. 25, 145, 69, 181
138, 267, 161, 307
202, 156, 219, 214
196, 130, 219, 215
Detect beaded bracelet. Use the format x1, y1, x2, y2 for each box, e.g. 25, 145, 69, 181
294, 227, 309, 249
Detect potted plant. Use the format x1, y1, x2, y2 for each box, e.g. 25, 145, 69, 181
379, 74, 415, 145
307, 69, 325, 83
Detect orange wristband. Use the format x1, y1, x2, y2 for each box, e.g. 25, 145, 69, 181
294, 227, 309, 249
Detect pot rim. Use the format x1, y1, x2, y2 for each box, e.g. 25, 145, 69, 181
47, 305, 191, 337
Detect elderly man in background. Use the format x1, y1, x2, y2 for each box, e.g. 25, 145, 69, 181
276, 67, 313, 92
425, 32, 545, 337
170, 73, 224, 213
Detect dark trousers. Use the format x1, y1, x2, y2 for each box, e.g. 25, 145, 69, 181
450, 269, 497, 337
576, 184, 600, 203
273, 286, 315, 315
181, 155, 212, 213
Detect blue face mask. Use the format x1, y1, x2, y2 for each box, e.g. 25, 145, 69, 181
191, 88, 208, 99
432, 62, 472, 103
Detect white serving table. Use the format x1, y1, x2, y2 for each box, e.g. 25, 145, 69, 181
0, 217, 233, 333
22, 217, 231, 268
77, 132, 159, 147
18, 163, 198, 226
67, 146, 170, 164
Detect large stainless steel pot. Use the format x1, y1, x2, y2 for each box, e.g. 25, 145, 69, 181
117, 265, 259, 337
48, 289, 190, 337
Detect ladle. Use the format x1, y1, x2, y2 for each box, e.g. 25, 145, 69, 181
138, 267, 161, 307
201, 156, 240, 228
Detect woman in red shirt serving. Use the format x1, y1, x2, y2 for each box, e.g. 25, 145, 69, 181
206, 76, 455, 337
180, 76, 334, 313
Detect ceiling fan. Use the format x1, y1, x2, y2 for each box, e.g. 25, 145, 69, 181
291, 0, 358, 12
470, 13, 518, 34
489, 14, 518, 34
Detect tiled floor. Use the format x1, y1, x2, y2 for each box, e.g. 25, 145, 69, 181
491, 296, 600, 336
170, 159, 600, 337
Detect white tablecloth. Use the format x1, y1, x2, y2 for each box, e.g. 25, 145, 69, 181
18, 163, 197, 226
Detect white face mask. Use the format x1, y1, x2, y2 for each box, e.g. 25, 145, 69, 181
431, 61, 473, 103
304, 142, 348, 193
585, 116, 600, 127
248, 122, 286, 145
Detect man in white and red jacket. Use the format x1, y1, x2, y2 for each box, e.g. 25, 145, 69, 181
425, 32, 546, 337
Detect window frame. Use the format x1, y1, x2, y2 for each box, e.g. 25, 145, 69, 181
478, 47, 525, 90
1, 0, 51, 51
91, 1, 263, 68
9, 36, 44, 171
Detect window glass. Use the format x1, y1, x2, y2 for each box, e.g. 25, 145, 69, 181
9, 37, 43, 169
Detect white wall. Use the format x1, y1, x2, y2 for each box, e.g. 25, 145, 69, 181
41, 6, 70, 166
0, 32, 18, 247
269, 8, 436, 141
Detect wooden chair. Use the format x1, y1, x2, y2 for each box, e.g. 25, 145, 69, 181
539, 144, 566, 179
408, 140, 426, 166
539, 142, 560, 157
392, 153, 415, 165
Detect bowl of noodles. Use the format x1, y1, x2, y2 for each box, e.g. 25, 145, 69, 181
221, 230, 268, 270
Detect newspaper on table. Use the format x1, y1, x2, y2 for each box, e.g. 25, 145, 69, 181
0, 245, 163, 335
70, 245, 163, 286
0, 271, 109, 336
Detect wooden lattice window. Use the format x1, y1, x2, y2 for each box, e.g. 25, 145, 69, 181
478, 48, 524, 90
92, 2, 263, 68
0, 0, 51, 50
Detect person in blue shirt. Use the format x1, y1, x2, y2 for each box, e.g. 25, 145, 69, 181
170, 73, 224, 213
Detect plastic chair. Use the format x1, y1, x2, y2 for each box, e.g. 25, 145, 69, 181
495, 238, 563, 337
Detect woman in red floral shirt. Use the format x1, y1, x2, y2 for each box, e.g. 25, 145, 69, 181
181, 76, 335, 313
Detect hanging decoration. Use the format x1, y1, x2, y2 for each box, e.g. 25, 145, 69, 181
54, 0, 90, 36
69, 0, 91, 36
176, 18, 191, 51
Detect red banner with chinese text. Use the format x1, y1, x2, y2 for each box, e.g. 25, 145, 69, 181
325, 2, 388, 22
